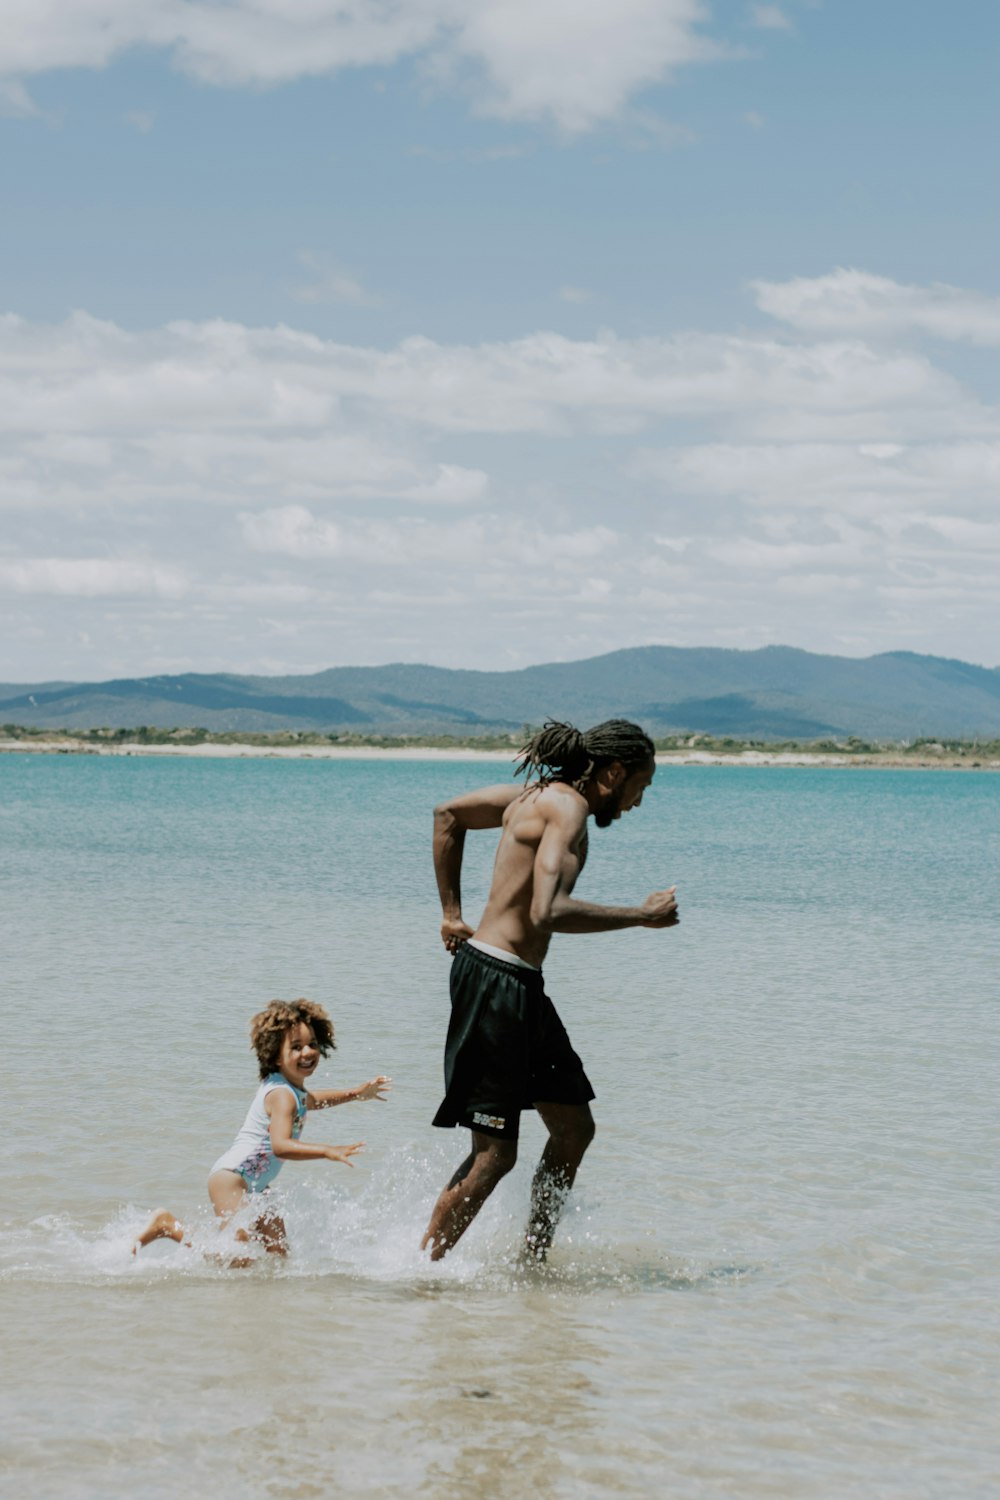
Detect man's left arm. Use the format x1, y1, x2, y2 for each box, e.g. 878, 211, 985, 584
530, 796, 679, 935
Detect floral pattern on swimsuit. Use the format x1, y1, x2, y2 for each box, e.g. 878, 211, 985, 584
213, 1076, 308, 1192
239, 1145, 274, 1185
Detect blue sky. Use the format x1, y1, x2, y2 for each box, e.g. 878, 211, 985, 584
1, 0, 998, 680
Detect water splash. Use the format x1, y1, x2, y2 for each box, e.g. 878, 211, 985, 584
0, 1143, 758, 1295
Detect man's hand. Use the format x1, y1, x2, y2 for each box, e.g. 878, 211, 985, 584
640, 887, 679, 928
441, 916, 474, 953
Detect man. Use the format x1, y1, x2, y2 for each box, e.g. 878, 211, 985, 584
421, 718, 679, 1262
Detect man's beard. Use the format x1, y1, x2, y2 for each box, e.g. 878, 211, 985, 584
593, 789, 623, 829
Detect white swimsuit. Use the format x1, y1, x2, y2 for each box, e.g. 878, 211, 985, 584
211, 1074, 307, 1193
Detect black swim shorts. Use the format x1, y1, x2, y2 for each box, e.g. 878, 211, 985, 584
431, 942, 595, 1141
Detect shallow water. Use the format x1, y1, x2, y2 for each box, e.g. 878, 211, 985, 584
1, 756, 998, 1497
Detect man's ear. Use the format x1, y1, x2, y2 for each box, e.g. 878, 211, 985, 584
607, 760, 625, 787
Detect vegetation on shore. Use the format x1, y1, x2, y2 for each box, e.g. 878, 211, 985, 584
2, 722, 998, 762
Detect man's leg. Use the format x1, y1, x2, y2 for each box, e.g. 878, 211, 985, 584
525, 1101, 595, 1261
421, 1130, 517, 1261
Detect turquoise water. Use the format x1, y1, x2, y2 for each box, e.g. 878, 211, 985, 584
1, 755, 998, 1498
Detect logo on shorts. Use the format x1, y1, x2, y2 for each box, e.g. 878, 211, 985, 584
472, 1111, 506, 1130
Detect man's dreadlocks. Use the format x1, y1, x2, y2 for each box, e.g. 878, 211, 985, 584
514, 719, 655, 792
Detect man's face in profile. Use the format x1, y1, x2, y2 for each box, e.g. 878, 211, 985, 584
594, 759, 655, 829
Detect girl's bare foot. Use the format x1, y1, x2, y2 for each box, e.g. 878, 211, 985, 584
132, 1208, 186, 1254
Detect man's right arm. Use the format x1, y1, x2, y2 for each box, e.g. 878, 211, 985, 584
433, 784, 523, 952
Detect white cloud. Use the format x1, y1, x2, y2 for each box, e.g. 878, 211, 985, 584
0, 309, 970, 457
749, 5, 792, 30
453, 1, 718, 131
920, 515, 1000, 549
2, 271, 999, 676
136, 429, 487, 507
124, 108, 154, 132
241, 504, 616, 569
577, 576, 612, 600
0, 0, 433, 79
241, 504, 343, 559
0, 0, 720, 134
0, 558, 188, 597
558, 286, 593, 304
406, 141, 532, 162
616, 108, 697, 150
635, 440, 1000, 516
754, 268, 1000, 346
0, 76, 39, 115
399, 463, 488, 504
291, 251, 382, 308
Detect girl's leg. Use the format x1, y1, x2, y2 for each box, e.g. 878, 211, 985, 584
132, 1208, 187, 1254
208, 1169, 255, 1267
133, 1171, 244, 1259
208, 1169, 249, 1224
208, 1170, 287, 1266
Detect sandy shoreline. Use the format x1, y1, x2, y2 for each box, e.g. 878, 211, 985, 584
1, 738, 996, 769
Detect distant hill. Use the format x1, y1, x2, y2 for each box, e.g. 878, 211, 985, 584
2, 646, 1000, 740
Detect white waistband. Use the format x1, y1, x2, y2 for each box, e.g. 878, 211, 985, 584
468, 937, 539, 972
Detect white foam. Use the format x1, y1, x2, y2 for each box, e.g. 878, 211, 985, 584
0, 1143, 753, 1294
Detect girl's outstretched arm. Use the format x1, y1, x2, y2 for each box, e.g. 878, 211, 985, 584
308, 1075, 392, 1109
266, 1089, 364, 1164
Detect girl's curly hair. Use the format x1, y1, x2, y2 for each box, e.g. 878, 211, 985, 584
249, 998, 336, 1080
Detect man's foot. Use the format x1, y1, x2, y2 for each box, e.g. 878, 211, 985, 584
420, 1228, 448, 1261
521, 1232, 549, 1265
132, 1208, 185, 1254
420, 1135, 519, 1262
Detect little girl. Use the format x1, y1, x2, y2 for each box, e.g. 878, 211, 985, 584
134, 997, 390, 1262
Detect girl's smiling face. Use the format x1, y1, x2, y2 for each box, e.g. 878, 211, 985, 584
278, 1021, 320, 1086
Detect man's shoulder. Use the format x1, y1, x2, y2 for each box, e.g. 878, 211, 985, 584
530, 781, 589, 827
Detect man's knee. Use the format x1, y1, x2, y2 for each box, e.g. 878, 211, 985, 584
548, 1108, 595, 1156
571, 1113, 596, 1154
482, 1134, 515, 1182
478, 1137, 518, 1182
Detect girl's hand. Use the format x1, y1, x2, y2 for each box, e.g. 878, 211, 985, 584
355, 1075, 392, 1102
326, 1142, 364, 1166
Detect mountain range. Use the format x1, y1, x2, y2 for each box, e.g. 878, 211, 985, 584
2, 646, 1000, 741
